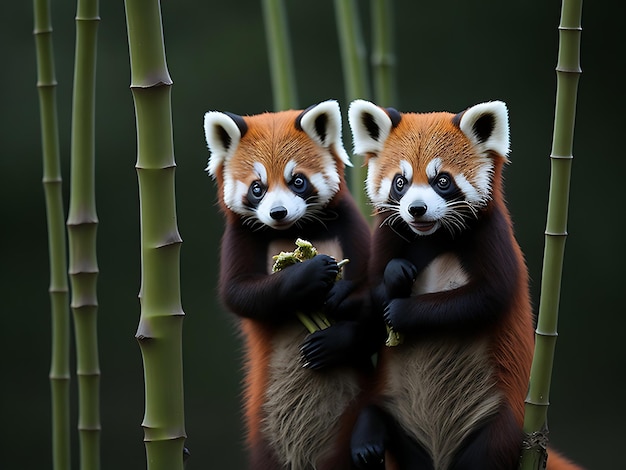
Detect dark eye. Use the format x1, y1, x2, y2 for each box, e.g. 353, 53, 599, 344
247, 180, 266, 204
289, 173, 309, 195
436, 174, 451, 190
391, 174, 409, 201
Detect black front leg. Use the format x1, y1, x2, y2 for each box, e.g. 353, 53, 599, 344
351, 405, 389, 470
351, 405, 434, 469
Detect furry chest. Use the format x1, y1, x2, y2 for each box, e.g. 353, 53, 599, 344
262, 324, 360, 469
411, 252, 470, 296
382, 338, 501, 469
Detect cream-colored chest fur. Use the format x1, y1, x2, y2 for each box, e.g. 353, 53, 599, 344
262, 238, 358, 469
382, 253, 501, 469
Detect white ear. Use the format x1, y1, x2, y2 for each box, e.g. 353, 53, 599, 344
298, 100, 352, 167
348, 99, 393, 156
203, 111, 244, 177
458, 101, 510, 158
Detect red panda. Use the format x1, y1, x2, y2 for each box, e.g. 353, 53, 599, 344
203, 100, 374, 470
347, 100, 583, 470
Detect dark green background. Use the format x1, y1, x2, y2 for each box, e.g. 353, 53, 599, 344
1, 1, 622, 468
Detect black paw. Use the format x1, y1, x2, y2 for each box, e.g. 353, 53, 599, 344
352, 443, 386, 469
384, 258, 417, 299
282, 255, 338, 303
300, 322, 358, 369
351, 405, 389, 469
383, 298, 405, 332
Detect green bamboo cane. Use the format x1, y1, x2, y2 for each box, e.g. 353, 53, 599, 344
67, 0, 101, 468
520, 1, 583, 468
261, 0, 298, 110
123, 1, 186, 468
333, 0, 371, 216
33, 1, 71, 468
370, 0, 397, 107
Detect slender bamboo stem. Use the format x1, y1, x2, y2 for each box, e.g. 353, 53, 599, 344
67, 0, 101, 468
33, 1, 71, 468
261, 0, 298, 110
123, 1, 186, 468
520, 1, 583, 468
370, 0, 397, 107
333, 0, 371, 216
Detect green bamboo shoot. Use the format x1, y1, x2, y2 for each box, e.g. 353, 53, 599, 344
262, 0, 298, 111
370, 0, 397, 107
67, 0, 101, 468
33, 1, 71, 468
333, 0, 371, 216
520, 1, 583, 468
123, 0, 186, 468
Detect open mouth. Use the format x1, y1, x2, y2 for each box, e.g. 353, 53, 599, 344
409, 221, 436, 233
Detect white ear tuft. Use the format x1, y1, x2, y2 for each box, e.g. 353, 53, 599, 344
458, 101, 510, 158
348, 100, 394, 156
298, 100, 352, 167
203, 111, 243, 177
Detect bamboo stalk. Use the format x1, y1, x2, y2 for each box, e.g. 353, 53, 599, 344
123, 1, 186, 468
370, 0, 397, 107
261, 0, 298, 110
33, 1, 71, 468
333, 0, 371, 216
67, 0, 101, 468
520, 1, 583, 468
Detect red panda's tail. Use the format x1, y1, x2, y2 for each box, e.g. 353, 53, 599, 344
547, 448, 585, 470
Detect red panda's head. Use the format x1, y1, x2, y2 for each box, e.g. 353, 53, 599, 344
348, 100, 510, 236
204, 100, 351, 230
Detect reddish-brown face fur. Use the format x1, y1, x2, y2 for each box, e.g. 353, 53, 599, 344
222, 111, 330, 190
370, 112, 504, 199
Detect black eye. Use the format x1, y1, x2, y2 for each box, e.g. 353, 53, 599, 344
431, 172, 460, 199
247, 180, 266, 204
289, 173, 310, 195
391, 174, 409, 201
436, 174, 451, 190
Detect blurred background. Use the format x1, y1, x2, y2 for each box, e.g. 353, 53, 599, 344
1, 1, 623, 468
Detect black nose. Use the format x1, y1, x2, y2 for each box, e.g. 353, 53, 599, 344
270, 206, 288, 220
408, 201, 427, 218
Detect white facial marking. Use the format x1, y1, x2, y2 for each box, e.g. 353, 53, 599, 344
455, 173, 483, 207
400, 160, 413, 181
254, 162, 268, 185
397, 185, 447, 235
256, 187, 306, 229
426, 158, 442, 180
284, 160, 297, 182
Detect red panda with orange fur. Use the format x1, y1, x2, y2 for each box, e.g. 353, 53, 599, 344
203, 100, 376, 470
347, 99, 583, 470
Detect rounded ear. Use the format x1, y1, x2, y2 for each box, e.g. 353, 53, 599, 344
203, 111, 247, 177
456, 101, 510, 158
296, 100, 352, 167
348, 99, 394, 156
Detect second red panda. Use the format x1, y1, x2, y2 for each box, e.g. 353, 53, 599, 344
204, 100, 374, 469
347, 99, 583, 470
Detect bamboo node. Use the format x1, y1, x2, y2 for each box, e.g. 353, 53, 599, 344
521, 426, 550, 454
543, 230, 568, 237
549, 153, 574, 160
